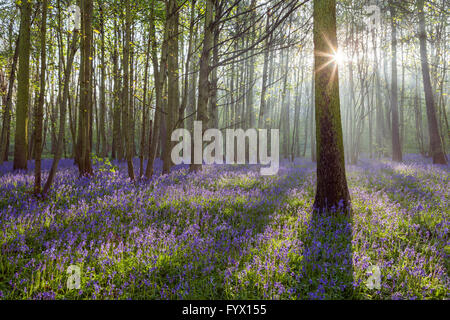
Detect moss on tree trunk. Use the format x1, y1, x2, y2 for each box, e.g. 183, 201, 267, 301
313, 0, 350, 211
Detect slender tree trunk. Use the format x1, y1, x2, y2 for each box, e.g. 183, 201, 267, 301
388, 1, 402, 162
292, 64, 304, 160
123, 0, 135, 180
280, 48, 290, 159
414, 68, 425, 156
112, 20, 122, 160
399, 28, 405, 148
418, 0, 447, 164
209, 1, 221, 130
186, 20, 198, 134
140, 34, 151, 178
310, 72, 316, 162
0, 37, 19, 165
372, 26, 384, 158
34, 0, 48, 195
43, 31, 79, 195
145, 4, 167, 179
99, 1, 107, 157
258, 12, 271, 129
246, 0, 257, 129
180, 0, 197, 132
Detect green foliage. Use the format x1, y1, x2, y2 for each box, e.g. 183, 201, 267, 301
92, 155, 118, 174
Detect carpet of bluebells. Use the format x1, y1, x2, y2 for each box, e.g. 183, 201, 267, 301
0, 154, 448, 300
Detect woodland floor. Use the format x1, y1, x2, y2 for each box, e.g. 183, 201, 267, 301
0, 155, 448, 299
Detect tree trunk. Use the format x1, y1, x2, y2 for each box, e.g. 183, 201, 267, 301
163, 0, 179, 174
258, 12, 271, 129
313, 0, 350, 211
34, 0, 48, 195
140, 34, 151, 178
418, 0, 447, 164
145, 4, 168, 179
77, 0, 93, 176
0, 37, 19, 165
123, 0, 135, 180
99, 1, 107, 157
13, 1, 32, 170
43, 31, 79, 195
388, 0, 402, 162
190, 0, 213, 173
310, 72, 316, 162
112, 20, 122, 160
372, 26, 384, 158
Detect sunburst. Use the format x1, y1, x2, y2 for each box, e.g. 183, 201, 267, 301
315, 33, 345, 88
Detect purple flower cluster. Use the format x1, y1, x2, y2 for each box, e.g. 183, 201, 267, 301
0, 156, 448, 299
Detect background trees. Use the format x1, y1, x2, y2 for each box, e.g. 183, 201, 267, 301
417, 0, 447, 165
0, 0, 447, 192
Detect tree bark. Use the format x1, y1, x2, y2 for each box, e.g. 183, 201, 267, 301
145, 4, 168, 179
313, 0, 350, 211
13, 1, 32, 170
418, 0, 447, 164
190, 0, 213, 172
77, 0, 94, 176
34, 0, 48, 195
163, 0, 179, 174
388, 0, 402, 162
258, 12, 271, 129
43, 31, 79, 195
99, 1, 107, 157
123, 0, 135, 180
0, 37, 19, 165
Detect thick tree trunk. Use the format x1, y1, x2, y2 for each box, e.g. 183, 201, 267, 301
13, 1, 32, 171
77, 0, 93, 176
190, 0, 213, 173
163, 0, 179, 174
313, 0, 350, 211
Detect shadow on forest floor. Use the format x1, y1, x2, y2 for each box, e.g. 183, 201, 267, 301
296, 210, 354, 299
